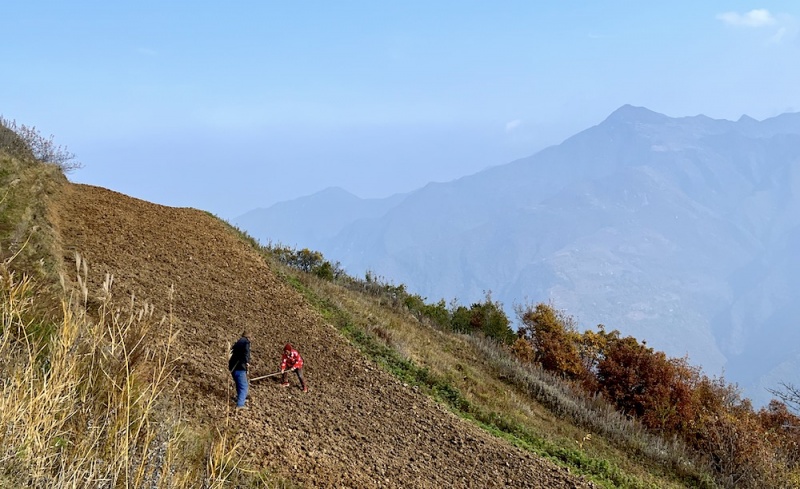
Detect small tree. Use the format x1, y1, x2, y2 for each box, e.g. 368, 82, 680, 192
511, 336, 535, 363
596, 335, 695, 433
516, 302, 587, 381
421, 299, 449, 328
450, 303, 473, 334
294, 248, 323, 273
447, 293, 514, 344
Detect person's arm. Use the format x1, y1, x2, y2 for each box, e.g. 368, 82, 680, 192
244, 340, 251, 370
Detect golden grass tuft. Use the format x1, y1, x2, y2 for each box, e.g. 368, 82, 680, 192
0, 258, 253, 488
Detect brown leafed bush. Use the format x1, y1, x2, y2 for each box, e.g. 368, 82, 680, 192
510, 336, 535, 363
693, 409, 789, 488
596, 335, 695, 434
516, 303, 590, 382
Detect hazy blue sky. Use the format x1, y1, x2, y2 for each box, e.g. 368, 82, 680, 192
3, 2, 799, 219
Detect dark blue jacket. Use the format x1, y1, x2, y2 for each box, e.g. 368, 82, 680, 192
229, 336, 251, 372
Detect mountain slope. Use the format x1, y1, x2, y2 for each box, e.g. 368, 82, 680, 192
51, 182, 595, 488
234, 186, 408, 247
235, 106, 800, 406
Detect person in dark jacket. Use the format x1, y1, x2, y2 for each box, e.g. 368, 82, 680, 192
280, 343, 307, 392
229, 332, 251, 408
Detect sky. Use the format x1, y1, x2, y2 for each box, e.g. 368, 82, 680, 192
3, 1, 799, 219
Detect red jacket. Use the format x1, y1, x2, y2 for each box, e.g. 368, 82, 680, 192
280, 348, 304, 371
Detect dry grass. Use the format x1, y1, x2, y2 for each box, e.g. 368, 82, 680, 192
1, 262, 174, 486
0, 254, 268, 488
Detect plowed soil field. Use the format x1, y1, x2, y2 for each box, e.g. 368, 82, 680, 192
52, 183, 596, 488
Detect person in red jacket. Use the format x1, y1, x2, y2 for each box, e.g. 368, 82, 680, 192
280, 343, 307, 392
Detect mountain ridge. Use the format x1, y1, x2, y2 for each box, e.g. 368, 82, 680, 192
234, 105, 800, 406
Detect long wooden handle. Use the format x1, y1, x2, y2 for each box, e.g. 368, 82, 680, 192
250, 371, 283, 382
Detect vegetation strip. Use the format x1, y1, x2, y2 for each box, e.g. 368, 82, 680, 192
281, 271, 662, 488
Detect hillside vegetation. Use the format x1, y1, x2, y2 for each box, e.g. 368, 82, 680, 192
1, 120, 799, 488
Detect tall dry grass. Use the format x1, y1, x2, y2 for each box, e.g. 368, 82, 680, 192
0, 255, 252, 488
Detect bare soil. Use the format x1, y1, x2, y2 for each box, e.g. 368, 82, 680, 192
52, 183, 596, 488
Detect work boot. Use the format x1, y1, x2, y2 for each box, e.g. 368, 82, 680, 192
281, 382, 290, 387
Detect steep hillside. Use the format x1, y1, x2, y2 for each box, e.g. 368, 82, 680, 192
51, 182, 595, 488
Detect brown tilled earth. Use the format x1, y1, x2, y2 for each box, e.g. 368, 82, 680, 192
52, 183, 596, 488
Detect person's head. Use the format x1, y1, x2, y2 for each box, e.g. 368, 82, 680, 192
241, 331, 249, 339
284, 343, 292, 353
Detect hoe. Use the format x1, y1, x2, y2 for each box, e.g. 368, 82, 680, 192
249, 369, 293, 383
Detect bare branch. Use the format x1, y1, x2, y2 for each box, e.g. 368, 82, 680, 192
0, 116, 83, 172
767, 381, 800, 414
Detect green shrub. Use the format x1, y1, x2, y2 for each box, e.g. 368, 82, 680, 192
449, 293, 514, 344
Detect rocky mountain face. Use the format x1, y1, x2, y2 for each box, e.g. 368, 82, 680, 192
235, 105, 800, 406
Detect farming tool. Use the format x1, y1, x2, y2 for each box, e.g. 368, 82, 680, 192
249, 369, 293, 383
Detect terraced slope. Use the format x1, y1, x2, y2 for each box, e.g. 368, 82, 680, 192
52, 182, 595, 488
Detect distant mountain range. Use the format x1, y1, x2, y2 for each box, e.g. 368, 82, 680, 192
234, 105, 800, 406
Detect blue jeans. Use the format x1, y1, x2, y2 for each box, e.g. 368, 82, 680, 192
232, 369, 248, 407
